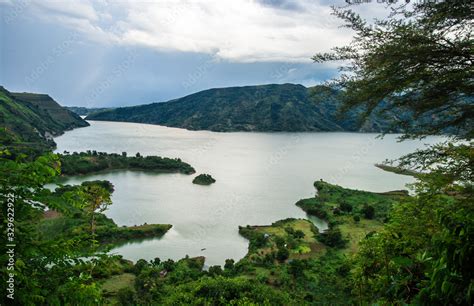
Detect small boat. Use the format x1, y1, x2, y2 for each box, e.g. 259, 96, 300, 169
201, 248, 206, 251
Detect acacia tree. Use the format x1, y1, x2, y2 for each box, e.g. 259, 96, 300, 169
81, 181, 114, 237
313, 1, 473, 138
313, 2, 473, 304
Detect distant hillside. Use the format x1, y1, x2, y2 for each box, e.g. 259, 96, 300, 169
0, 86, 89, 155
66, 106, 113, 116
86, 84, 399, 132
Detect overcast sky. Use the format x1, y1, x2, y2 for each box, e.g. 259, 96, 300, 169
0, 0, 390, 107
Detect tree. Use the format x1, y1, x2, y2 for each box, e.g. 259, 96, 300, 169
318, 228, 346, 248
224, 259, 235, 271
81, 182, 113, 237
208, 265, 223, 276
0, 153, 102, 304
313, 2, 473, 138
293, 230, 305, 240
276, 247, 290, 262
314, 2, 473, 304
340, 202, 353, 213
361, 205, 375, 219
288, 260, 306, 278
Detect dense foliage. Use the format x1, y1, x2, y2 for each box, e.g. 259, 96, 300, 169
39, 180, 172, 248
0, 86, 88, 157
313, 1, 473, 304
192, 173, 216, 185
313, 2, 473, 138
0, 153, 103, 304
0, 151, 174, 304
59, 150, 195, 175
1, 1, 472, 304
86, 84, 404, 132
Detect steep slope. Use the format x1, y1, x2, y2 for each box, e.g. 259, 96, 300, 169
12, 92, 89, 132
308, 85, 399, 133
0, 86, 89, 154
86, 84, 397, 132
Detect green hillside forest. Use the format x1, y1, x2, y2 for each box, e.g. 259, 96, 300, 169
0, 86, 88, 155
1, 1, 472, 305
86, 84, 402, 132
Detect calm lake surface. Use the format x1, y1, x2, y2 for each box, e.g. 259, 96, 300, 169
54, 121, 438, 266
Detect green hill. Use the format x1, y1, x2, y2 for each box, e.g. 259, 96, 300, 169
0, 86, 89, 155
86, 84, 399, 132
65, 106, 113, 116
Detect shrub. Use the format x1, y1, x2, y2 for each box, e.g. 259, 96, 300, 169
362, 205, 375, 219
293, 230, 305, 239
208, 265, 223, 276
340, 202, 353, 212
224, 259, 234, 271
318, 228, 346, 248
276, 247, 290, 262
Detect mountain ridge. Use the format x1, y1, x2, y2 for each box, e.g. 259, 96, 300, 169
86, 83, 398, 133
0, 86, 89, 155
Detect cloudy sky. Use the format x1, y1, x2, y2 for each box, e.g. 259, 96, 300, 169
0, 0, 389, 107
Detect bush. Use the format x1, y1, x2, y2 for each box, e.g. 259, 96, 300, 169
275, 236, 286, 248
134, 259, 149, 274
276, 247, 290, 262
288, 259, 306, 278
318, 228, 346, 248
117, 287, 136, 305
353, 215, 361, 223
340, 202, 353, 212
362, 205, 375, 219
293, 230, 305, 239
224, 259, 234, 271
208, 265, 223, 276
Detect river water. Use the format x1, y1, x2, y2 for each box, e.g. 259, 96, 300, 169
54, 120, 438, 266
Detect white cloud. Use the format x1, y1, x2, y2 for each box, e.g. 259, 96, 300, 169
21, 0, 388, 63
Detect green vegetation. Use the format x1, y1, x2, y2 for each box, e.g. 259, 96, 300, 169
192, 173, 216, 185
38, 180, 172, 249
233, 218, 353, 304
0, 86, 88, 156
59, 151, 195, 175
11, 92, 89, 132
297, 180, 401, 224
65, 106, 113, 116
1, 1, 472, 304
313, 3, 472, 139
239, 218, 325, 262
313, 1, 473, 304
86, 84, 403, 132
296, 181, 409, 255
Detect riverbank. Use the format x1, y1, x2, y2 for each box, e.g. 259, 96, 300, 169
38, 180, 173, 251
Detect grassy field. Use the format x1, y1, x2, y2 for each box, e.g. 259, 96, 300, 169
294, 180, 408, 253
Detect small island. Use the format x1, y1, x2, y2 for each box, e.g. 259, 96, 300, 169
192, 173, 216, 185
